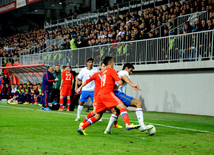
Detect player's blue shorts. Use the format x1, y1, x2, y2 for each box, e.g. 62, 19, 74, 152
79, 91, 94, 102
114, 91, 133, 106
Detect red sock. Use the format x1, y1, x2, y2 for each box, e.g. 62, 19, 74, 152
35, 98, 38, 103
67, 99, 71, 110
82, 117, 97, 130
120, 108, 130, 126
60, 98, 63, 109
82, 111, 95, 123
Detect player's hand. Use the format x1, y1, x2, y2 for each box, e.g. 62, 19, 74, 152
76, 88, 81, 93
59, 86, 62, 91
53, 83, 56, 86
132, 85, 142, 91
55, 78, 59, 82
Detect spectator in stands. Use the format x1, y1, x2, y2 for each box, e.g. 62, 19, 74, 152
189, 30, 199, 61
194, 18, 202, 31
207, 20, 214, 30
70, 34, 78, 49
60, 39, 67, 50
201, 19, 208, 31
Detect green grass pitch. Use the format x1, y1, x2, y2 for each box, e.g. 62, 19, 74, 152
0, 103, 214, 155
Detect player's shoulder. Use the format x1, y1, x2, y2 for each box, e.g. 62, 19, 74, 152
92, 67, 99, 71
118, 70, 129, 75
79, 67, 87, 72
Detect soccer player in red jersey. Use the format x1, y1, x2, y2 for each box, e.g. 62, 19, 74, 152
58, 66, 74, 111
78, 56, 140, 135
76, 62, 105, 127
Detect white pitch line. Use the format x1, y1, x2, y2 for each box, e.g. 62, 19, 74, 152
0, 105, 214, 134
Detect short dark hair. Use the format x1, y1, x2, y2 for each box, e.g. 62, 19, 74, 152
67, 66, 72, 69
62, 66, 67, 69
103, 56, 113, 66
47, 66, 52, 70
122, 63, 135, 70
87, 57, 94, 62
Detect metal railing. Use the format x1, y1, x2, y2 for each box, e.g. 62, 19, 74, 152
44, 0, 164, 31
171, 12, 209, 35
148, 11, 208, 37
1, 30, 213, 68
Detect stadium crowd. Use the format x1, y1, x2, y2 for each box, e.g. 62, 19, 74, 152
0, 0, 214, 66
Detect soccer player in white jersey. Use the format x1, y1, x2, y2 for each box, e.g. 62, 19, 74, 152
74, 58, 98, 121
104, 63, 152, 134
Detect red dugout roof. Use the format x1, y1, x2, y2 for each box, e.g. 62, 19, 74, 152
0, 64, 49, 84
0, 64, 48, 73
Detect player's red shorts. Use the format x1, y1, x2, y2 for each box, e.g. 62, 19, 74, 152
60, 84, 72, 96
95, 92, 123, 113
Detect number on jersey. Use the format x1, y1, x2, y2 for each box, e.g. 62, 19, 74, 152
101, 74, 106, 87
65, 74, 71, 80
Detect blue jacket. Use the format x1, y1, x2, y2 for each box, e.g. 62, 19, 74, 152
41, 70, 55, 91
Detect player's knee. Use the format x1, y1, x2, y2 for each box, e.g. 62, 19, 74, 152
131, 98, 142, 108
111, 108, 117, 115
79, 102, 84, 106
116, 103, 126, 109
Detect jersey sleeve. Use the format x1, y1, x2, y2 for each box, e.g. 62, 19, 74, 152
120, 71, 129, 79
61, 71, 65, 80
111, 69, 121, 82
77, 68, 84, 80
86, 72, 96, 83
44, 72, 55, 82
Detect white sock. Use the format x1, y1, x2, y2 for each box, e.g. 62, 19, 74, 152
77, 105, 83, 118
135, 108, 144, 127
105, 114, 117, 132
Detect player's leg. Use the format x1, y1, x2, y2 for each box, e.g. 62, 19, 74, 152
44, 90, 51, 110
58, 94, 64, 111
129, 98, 152, 131
116, 102, 141, 130
34, 95, 38, 104
104, 108, 119, 134
78, 97, 106, 135
79, 97, 97, 127
75, 91, 89, 121
78, 112, 103, 135
89, 91, 102, 121
66, 86, 72, 111
66, 96, 71, 111
113, 107, 123, 128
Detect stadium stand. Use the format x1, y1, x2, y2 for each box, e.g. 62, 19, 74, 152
0, 0, 214, 68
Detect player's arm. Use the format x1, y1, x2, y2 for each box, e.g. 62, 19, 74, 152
75, 69, 83, 92
122, 75, 141, 91
76, 74, 95, 93
111, 69, 123, 86
60, 72, 65, 90
60, 79, 64, 90
75, 77, 81, 92
76, 81, 88, 93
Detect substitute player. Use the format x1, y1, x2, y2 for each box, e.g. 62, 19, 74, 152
78, 56, 140, 135
58, 66, 74, 111
74, 58, 98, 121
104, 63, 153, 133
